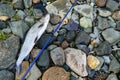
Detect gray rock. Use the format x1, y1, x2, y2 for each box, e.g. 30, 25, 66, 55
0, 35, 20, 69
0, 4, 15, 18
24, 0, 32, 8
102, 64, 109, 73
50, 14, 61, 25
37, 50, 50, 67
47, 45, 57, 51
106, 0, 119, 11
33, 9, 43, 18
80, 17, 92, 28
13, 0, 24, 9
116, 21, 120, 31
16, 10, 26, 19
108, 17, 116, 28
106, 73, 118, 80
97, 16, 109, 30
95, 57, 104, 71
9, 20, 29, 39
75, 31, 90, 45
58, 29, 67, 35
71, 11, 79, 24
66, 31, 76, 42
0, 21, 6, 30
0, 70, 14, 80
2, 27, 12, 34
102, 28, 120, 44
109, 57, 120, 73
50, 47, 65, 66
103, 56, 111, 64
25, 16, 35, 25
94, 41, 112, 56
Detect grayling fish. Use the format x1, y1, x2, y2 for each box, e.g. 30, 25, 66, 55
16, 14, 50, 74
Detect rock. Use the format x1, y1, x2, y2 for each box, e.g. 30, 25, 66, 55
109, 57, 120, 73
16, 10, 26, 20
37, 50, 50, 67
0, 70, 14, 80
95, 57, 104, 70
16, 61, 30, 80
95, 0, 107, 7
2, 27, 11, 34
27, 64, 42, 80
94, 41, 112, 56
71, 11, 79, 24
102, 28, 120, 44
106, 73, 118, 80
97, 16, 109, 30
106, 0, 119, 11
108, 17, 116, 28
57, 35, 65, 42
50, 14, 61, 25
32, 0, 41, 4
64, 48, 88, 76
66, 31, 76, 42
0, 35, 20, 69
87, 55, 100, 69
46, 4, 58, 14
31, 48, 40, 58
9, 20, 29, 39
97, 8, 112, 17
0, 21, 6, 30
42, 66, 70, 80
33, 9, 43, 18
0, 4, 15, 18
94, 71, 108, 80
0, 16, 9, 21
61, 40, 69, 49
74, 4, 93, 20
50, 47, 65, 66
47, 44, 57, 51
80, 17, 92, 28
103, 56, 110, 64
101, 64, 109, 73
13, 0, 24, 9
24, 0, 32, 8
25, 16, 35, 25
116, 21, 120, 31
112, 11, 120, 21
71, 72, 79, 78
58, 29, 67, 35
75, 31, 90, 45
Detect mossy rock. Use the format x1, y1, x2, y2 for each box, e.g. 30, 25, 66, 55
0, 31, 12, 41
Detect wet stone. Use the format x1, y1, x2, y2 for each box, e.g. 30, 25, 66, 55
0, 70, 14, 80
13, 0, 24, 9
0, 35, 20, 69
50, 14, 61, 25
95, 57, 104, 71
95, 0, 107, 7
94, 41, 112, 56
33, 9, 43, 18
106, 73, 118, 80
66, 31, 76, 42
24, 0, 32, 8
0, 21, 7, 30
47, 44, 57, 51
16, 10, 26, 20
61, 40, 69, 49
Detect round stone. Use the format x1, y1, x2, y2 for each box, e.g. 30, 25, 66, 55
96, 0, 107, 7
112, 11, 120, 21
42, 66, 70, 80
87, 55, 100, 69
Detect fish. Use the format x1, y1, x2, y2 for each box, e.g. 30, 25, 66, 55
16, 14, 50, 75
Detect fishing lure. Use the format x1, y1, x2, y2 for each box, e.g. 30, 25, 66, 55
16, 14, 50, 75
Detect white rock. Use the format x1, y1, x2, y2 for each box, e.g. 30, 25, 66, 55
64, 48, 88, 77
80, 17, 92, 28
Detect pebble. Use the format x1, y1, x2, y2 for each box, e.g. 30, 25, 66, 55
57, 35, 65, 42
47, 44, 57, 51
66, 31, 76, 42
106, 0, 119, 11
33, 9, 43, 18
95, 57, 104, 71
61, 40, 69, 49
13, 0, 24, 9
64, 48, 88, 76
106, 73, 118, 80
116, 21, 120, 31
102, 28, 120, 44
58, 29, 67, 35
0, 70, 14, 80
32, 0, 41, 4
95, 0, 107, 7
31, 48, 40, 58
46, 4, 58, 14
37, 50, 50, 67
74, 4, 93, 20
9, 20, 29, 39
2, 27, 12, 34
16, 10, 26, 20
87, 55, 100, 69
80, 17, 92, 28
50, 14, 61, 25
103, 56, 111, 64
27, 64, 42, 80
16, 61, 30, 80
108, 17, 116, 28
0, 21, 7, 30
71, 11, 79, 24
0, 16, 9, 21
97, 8, 112, 17
112, 11, 120, 21
97, 16, 109, 30
109, 56, 120, 73
101, 64, 109, 73
42, 66, 70, 80
94, 41, 112, 56
75, 31, 90, 45
0, 4, 15, 18
24, 0, 32, 8
25, 16, 35, 25
0, 35, 20, 69
50, 47, 65, 66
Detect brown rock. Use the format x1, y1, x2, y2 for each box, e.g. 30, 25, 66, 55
33, 0, 41, 3
42, 66, 70, 80
96, 0, 107, 7
87, 55, 100, 69
16, 61, 30, 80
31, 48, 40, 58
0, 16, 9, 21
112, 11, 120, 21
61, 40, 69, 49
50, 14, 61, 25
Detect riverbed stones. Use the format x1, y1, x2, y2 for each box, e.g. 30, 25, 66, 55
13, 0, 24, 9
112, 11, 120, 21
0, 35, 20, 69
24, 0, 32, 9
42, 66, 70, 80
95, 0, 107, 7
64, 48, 88, 76
80, 17, 92, 28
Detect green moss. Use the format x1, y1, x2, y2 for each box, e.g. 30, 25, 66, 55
13, 15, 20, 20
0, 31, 12, 41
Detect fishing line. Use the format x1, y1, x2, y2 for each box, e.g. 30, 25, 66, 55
22, 0, 78, 79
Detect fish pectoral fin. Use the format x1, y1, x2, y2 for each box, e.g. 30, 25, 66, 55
16, 64, 21, 76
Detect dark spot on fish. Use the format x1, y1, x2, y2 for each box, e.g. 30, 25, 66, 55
38, 23, 44, 28
34, 36, 38, 43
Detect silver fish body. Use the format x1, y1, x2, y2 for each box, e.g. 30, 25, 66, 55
16, 14, 50, 74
